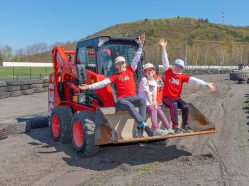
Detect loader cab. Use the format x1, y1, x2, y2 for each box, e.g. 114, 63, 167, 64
75, 36, 143, 80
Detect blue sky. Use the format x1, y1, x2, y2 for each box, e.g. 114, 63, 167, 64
0, 0, 248, 50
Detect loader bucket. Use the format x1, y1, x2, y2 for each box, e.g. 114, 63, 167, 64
94, 104, 217, 145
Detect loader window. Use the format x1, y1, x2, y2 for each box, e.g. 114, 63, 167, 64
100, 44, 137, 76
76, 47, 97, 72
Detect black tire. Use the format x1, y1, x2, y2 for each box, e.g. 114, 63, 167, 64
0, 81, 6, 87
8, 91, 22, 97
6, 80, 20, 86
0, 92, 9, 99
21, 89, 34, 95
230, 71, 249, 81
20, 84, 32, 90
29, 117, 49, 129
50, 106, 73, 143
7, 86, 20, 92
42, 83, 48, 87
43, 87, 48, 92
71, 111, 99, 156
32, 84, 43, 88
7, 122, 31, 134
42, 78, 49, 83
0, 87, 7, 92
33, 87, 44, 93
32, 79, 43, 84
0, 126, 8, 140
20, 80, 33, 85
238, 78, 247, 84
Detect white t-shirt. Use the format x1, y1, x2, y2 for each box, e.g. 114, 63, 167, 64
138, 77, 157, 106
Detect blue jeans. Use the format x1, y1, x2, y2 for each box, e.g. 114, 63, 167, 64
116, 96, 146, 124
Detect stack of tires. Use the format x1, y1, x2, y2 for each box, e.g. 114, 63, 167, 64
0, 125, 8, 140
20, 80, 34, 95
0, 81, 8, 99
6, 81, 22, 97
42, 78, 48, 92
32, 79, 44, 93
229, 70, 249, 84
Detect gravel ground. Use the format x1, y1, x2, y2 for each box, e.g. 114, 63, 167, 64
0, 74, 249, 186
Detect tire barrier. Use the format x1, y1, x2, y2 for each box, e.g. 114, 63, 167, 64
0, 78, 49, 99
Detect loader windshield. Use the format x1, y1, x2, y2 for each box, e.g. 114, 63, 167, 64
100, 43, 139, 76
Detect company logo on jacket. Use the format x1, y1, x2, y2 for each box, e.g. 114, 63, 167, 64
169, 77, 180, 85
117, 75, 130, 82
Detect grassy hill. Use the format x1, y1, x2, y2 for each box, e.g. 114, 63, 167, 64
16, 17, 249, 65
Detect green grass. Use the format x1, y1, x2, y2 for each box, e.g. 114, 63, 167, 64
0, 67, 53, 77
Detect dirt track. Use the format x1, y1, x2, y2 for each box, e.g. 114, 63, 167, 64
0, 74, 249, 186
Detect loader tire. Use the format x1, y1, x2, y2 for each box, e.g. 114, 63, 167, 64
0, 126, 8, 140
21, 89, 34, 95
0, 92, 9, 99
50, 106, 73, 143
20, 84, 32, 90
7, 85, 20, 92
8, 91, 22, 97
7, 122, 31, 134
0, 87, 7, 92
0, 81, 6, 87
71, 111, 99, 156
6, 80, 20, 86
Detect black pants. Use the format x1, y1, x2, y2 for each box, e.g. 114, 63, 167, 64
116, 96, 146, 124
163, 97, 190, 128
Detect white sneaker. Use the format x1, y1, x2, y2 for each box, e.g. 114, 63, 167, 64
155, 129, 168, 136
167, 128, 175, 134
163, 129, 170, 135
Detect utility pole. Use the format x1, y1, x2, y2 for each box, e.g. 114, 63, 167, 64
184, 39, 188, 67
221, 11, 224, 25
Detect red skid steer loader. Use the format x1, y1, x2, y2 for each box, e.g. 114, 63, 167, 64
48, 36, 217, 156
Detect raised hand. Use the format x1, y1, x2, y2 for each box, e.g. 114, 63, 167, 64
208, 83, 216, 92
78, 84, 89, 90
159, 38, 167, 48
138, 33, 145, 47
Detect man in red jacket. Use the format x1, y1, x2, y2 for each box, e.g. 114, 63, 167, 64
79, 34, 154, 137
159, 38, 216, 134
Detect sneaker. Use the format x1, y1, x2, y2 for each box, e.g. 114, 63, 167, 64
155, 129, 168, 136
167, 128, 175, 134
144, 126, 155, 136
137, 126, 144, 138
181, 126, 193, 133
174, 128, 183, 134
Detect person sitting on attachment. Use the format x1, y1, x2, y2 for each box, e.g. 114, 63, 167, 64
79, 34, 154, 137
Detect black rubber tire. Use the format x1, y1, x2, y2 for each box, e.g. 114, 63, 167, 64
42, 83, 48, 87
42, 78, 49, 83
50, 106, 73, 143
29, 117, 49, 129
33, 87, 44, 93
20, 84, 32, 90
0, 87, 7, 92
6, 80, 20, 86
7, 122, 31, 134
20, 80, 33, 85
7, 86, 20, 92
21, 89, 34, 95
0, 92, 9, 99
0, 126, 8, 140
230, 71, 249, 81
238, 78, 247, 84
8, 91, 22, 97
0, 81, 6, 87
71, 111, 99, 156
32, 84, 43, 88
32, 79, 43, 84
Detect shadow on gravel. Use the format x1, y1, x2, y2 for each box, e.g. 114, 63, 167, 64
27, 128, 192, 171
